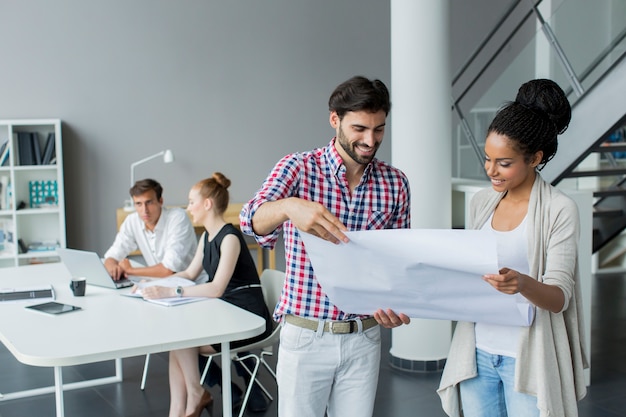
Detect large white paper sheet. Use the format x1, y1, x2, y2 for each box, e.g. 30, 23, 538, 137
299, 228, 535, 326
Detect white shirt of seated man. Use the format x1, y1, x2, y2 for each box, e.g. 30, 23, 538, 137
104, 185, 199, 281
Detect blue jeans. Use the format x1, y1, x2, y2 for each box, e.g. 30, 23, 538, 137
460, 349, 539, 417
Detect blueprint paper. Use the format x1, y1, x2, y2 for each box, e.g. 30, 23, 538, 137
299, 228, 535, 326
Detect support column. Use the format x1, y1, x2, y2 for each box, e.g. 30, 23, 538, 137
390, 0, 452, 372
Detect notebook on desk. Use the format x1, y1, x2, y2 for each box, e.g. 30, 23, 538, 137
56, 248, 135, 289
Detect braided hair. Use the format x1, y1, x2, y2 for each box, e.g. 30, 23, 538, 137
487, 79, 571, 169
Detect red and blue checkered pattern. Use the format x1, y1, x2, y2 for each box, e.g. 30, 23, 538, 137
241, 138, 411, 321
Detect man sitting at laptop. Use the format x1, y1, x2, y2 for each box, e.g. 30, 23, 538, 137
104, 178, 196, 280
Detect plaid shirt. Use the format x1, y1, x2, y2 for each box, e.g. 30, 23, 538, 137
240, 138, 411, 321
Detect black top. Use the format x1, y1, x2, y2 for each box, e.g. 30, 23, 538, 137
203, 223, 272, 349
203, 223, 260, 293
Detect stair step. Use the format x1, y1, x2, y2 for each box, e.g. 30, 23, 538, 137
592, 143, 626, 153
593, 187, 626, 197
594, 207, 624, 217
565, 167, 626, 178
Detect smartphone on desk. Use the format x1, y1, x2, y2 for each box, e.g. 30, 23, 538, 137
26, 301, 82, 315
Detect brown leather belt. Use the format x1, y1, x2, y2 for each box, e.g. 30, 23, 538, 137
285, 315, 378, 334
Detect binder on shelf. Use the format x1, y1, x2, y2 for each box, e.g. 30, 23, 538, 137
41, 133, 56, 165
17, 132, 35, 166
32, 133, 42, 165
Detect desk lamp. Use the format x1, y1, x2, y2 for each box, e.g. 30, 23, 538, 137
123, 150, 175, 211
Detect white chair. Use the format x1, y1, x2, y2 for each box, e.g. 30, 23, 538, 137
139, 269, 284, 415
199, 268, 283, 417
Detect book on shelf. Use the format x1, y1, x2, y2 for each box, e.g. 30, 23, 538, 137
41, 133, 56, 165
16, 132, 49, 165
0, 140, 8, 166
32, 133, 42, 165
26, 241, 58, 252
5, 182, 12, 210
0, 175, 9, 210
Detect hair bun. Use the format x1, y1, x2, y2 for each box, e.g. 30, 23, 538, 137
212, 172, 231, 189
515, 79, 571, 134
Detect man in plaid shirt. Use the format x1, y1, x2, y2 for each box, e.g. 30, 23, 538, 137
240, 76, 411, 417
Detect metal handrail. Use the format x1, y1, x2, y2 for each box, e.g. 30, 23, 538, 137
452, 0, 523, 85
453, 10, 536, 107
529, 1, 584, 97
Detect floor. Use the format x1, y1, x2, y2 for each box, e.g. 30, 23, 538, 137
0, 272, 624, 417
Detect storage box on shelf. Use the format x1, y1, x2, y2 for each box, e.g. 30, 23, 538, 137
0, 119, 65, 267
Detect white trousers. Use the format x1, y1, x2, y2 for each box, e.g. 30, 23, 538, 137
277, 320, 381, 417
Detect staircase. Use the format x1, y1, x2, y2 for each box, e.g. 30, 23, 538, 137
541, 54, 626, 253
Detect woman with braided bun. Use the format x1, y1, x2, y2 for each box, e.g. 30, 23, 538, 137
437, 79, 588, 417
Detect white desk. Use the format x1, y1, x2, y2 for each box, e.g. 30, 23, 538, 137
0, 262, 265, 417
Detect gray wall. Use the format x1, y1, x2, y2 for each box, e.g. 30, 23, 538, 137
0, 0, 392, 255
0, 0, 521, 257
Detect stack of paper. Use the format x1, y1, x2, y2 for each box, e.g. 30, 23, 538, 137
123, 276, 206, 306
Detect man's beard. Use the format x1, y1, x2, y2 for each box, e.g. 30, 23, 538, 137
337, 124, 378, 165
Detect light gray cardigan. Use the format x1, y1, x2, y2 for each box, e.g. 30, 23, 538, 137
437, 175, 588, 417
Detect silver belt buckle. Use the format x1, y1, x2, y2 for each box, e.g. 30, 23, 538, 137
328, 321, 337, 334
328, 321, 352, 334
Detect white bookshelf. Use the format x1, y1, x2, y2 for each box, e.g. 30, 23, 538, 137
0, 119, 65, 267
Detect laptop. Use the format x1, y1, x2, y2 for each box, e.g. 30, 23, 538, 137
56, 248, 135, 289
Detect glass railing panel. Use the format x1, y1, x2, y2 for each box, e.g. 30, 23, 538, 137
452, 110, 491, 181
453, 23, 571, 179
547, 0, 626, 93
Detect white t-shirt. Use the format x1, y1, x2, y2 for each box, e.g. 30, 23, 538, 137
475, 213, 529, 358
104, 207, 197, 273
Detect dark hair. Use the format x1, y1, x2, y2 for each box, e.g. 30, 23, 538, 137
487, 79, 571, 169
194, 172, 231, 214
328, 76, 391, 120
130, 178, 163, 200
